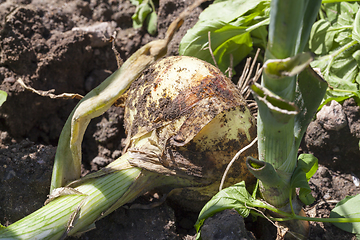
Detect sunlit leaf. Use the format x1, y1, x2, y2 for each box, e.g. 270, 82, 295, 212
131, 0, 157, 35
0, 90, 7, 107
180, 21, 253, 73
324, 2, 359, 25
310, 2, 360, 107
195, 181, 267, 233
309, 19, 336, 55
179, 0, 270, 73
199, 0, 266, 24
330, 194, 360, 235
146, 11, 157, 35
352, 8, 360, 43
290, 154, 318, 205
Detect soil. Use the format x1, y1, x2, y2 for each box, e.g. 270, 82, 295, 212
0, 0, 360, 239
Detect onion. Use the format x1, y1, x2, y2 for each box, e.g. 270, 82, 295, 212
123, 56, 258, 207
0, 57, 258, 240
0, 2, 259, 236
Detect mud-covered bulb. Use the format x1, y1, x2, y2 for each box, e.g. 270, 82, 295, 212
124, 56, 258, 206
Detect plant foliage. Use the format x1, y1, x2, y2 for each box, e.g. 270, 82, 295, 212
179, 0, 270, 73
194, 181, 268, 236
330, 194, 360, 237
310, 1, 360, 107
189, 0, 360, 237
290, 154, 318, 205
130, 0, 157, 35
0, 90, 7, 107
181, 0, 360, 109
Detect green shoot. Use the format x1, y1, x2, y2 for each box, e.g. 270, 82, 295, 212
0, 90, 7, 107
130, 0, 158, 35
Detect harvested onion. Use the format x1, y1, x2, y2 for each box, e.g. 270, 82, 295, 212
124, 56, 258, 206
0, 56, 258, 239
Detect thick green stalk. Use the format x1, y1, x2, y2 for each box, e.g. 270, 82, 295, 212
265, 0, 305, 102
0, 195, 86, 239
267, 0, 304, 60
253, 0, 322, 207
0, 151, 201, 239
258, 0, 307, 178
0, 154, 148, 239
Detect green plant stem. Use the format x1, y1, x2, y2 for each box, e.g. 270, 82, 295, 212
289, 190, 295, 215
267, 0, 304, 59
327, 25, 353, 32
251, 209, 360, 223
330, 88, 358, 94
0, 154, 146, 239
320, 40, 358, 76
319, 8, 325, 20
0, 150, 202, 239
253, 0, 322, 210
322, 0, 359, 3
245, 18, 270, 32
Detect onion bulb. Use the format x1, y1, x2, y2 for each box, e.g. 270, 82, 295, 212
124, 56, 257, 208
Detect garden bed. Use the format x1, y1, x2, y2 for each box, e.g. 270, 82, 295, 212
1, 0, 359, 239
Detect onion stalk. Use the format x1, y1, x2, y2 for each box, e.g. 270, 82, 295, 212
246, 0, 326, 238
249, 0, 323, 208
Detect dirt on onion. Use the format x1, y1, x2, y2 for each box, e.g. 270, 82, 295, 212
123, 56, 258, 209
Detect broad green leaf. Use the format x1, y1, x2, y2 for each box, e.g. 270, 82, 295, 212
129, 0, 142, 6
179, 0, 270, 73
330, 48, 359, 80
310, 2, 360, 108
132, 1, 152, 29
195, 181, 267, 232
337, 9, 358, 27
290, 154, 318, 205
352, 9, 360, 43
251, 24, 268, 49
334, 29, 353, 46
298, 154, 318, 180
330, 194, 360, 234
145, 11, 157, 35
324, 2, 359, 25
180, 22, 253, 73
0, 90, 7, 107
353, 50, 360, 65
318, 92, 356, 110
324, 74, 359, 97
309, 19, 336, 55
131, 0, 157, 35
357, 70, 360, 85
212, 29, 253, 73
198, 0, 266, 24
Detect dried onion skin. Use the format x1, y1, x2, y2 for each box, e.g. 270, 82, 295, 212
124, 56, 257, 207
